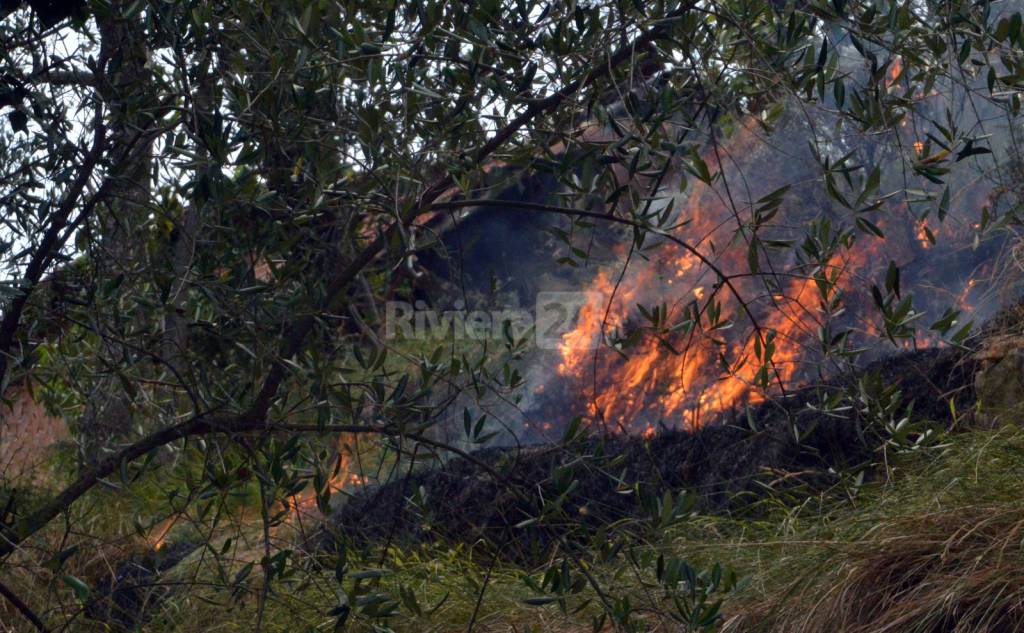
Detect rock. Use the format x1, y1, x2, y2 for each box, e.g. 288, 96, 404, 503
974, 338, 1024, 427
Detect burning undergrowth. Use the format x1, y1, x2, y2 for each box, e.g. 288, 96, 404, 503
318, 334, 979, 562
402, 59, 1022, 446
321, 64, 1024, 564
517, 108, 1012, 439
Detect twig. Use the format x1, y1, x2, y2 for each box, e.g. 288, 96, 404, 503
0, 577, 48, 632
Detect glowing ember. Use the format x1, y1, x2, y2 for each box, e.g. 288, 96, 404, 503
148, 514, 180, 551
886, 57, 903, 89
916, 220, 934, 248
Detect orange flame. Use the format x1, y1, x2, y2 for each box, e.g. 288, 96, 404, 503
285, 433, 367, 524
916, 220, 934, 248
148, 515, 179, 551
887, 57, 903, 89
555, 250, 850, 431
541, 119, 991, 436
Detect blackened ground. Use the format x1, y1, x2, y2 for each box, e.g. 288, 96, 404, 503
319, 344, 977, 561
84, 540, 200, 631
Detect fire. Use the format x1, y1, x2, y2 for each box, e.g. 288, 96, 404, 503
285, 433, 367, 524
958, 277, 978, 311
916, 220, 934, 248
553, 210, 858, 431
551, 227, 911, 431
534, 115, 997, 436
886, 57, 903, 89
148, 514, 179, 551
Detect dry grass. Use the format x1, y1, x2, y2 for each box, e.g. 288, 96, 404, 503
717, 424, 1024, 633
730, 506, 1024, 632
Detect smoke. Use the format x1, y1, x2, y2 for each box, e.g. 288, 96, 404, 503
420, 52, 1022, 442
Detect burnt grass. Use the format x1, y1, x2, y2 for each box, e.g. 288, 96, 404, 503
84, 540, 201, 631
319, 345, 978, 561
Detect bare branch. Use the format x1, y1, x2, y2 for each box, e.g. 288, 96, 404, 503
34, 70, 96, 86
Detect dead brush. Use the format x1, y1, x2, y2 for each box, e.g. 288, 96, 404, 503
728, 503, 1024, 632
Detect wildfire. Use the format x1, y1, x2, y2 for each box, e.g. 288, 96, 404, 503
535, 115, 997, 437
553, 202, 855, 432
285, 433, 368, 524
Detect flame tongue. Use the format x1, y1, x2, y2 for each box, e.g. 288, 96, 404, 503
554, 256, 830, 431
284, 433, 368, 526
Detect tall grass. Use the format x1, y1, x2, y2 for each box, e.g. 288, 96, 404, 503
718, 424, 1024, 632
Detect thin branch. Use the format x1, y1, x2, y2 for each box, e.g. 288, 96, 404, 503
0, 113, 158, 390
0, 577, 48, 632
34, 70, 96, 86
0, 417, 485, 558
